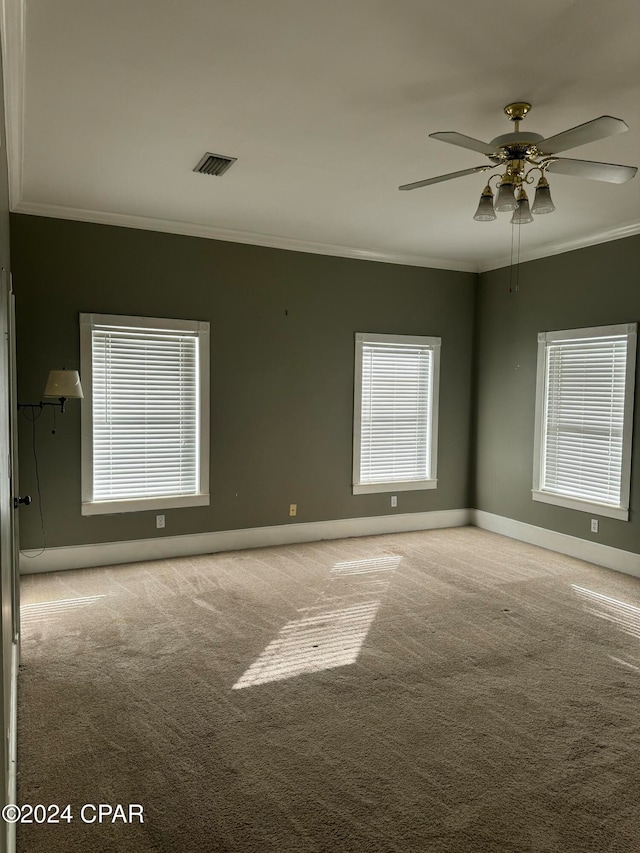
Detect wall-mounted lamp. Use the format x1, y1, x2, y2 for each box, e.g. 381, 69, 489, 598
18, 369, 84, 414
16, 369, 84, 527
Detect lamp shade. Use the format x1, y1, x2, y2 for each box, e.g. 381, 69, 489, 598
531, 176, 555, 214
510, 190, 534, 225
473, 185, 497, 221
43, 369, 84, 399
495, 179, 517, 212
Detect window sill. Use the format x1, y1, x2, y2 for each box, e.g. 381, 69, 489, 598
82, 494, 210, 516
353, 479, 437, 495
531, 489, 628, 521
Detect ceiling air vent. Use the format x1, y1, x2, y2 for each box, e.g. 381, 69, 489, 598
193, 152, 237, 177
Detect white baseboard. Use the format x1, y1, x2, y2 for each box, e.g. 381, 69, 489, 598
20, 509, 640, 580
19, 509, 471, 574
471, 510, 640, 580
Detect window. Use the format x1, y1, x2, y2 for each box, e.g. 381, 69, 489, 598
80, 313, 210, 515
352, 332, 440, 495
532, 323, 637, 520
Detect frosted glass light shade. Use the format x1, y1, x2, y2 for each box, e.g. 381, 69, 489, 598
473, 186, 496, 221
495, 179, 517, 212
510, 194, 534, 225
43, 369, 84, 399
531, 178, 555, 214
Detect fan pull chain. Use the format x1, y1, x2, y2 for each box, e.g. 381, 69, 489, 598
509, 222, 523, 294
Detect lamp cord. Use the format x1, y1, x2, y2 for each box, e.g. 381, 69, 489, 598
18, 406, 47, 558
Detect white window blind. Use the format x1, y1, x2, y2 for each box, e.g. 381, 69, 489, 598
353, 333, 440, 494
81, 314, 210, 515
533, 324, 636, 520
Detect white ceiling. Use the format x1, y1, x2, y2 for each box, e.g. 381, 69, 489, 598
2, 0, 639, 272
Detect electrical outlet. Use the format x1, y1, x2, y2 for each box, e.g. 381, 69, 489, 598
590, 518, 598, 534
156, 514, 165, 529
391, 495, 397, 508
289, 503, 297, 517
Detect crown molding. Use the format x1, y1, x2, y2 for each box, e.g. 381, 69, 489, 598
11, 200, 479, 273
14, 199, 640, 277
478, 220, 640, 273
1, 0, 25, 209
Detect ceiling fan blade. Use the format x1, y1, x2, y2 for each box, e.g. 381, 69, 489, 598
545, 158, 637, 183
537, 116, 628, 155
429, 132, 497, 156
399, 165, 491, 191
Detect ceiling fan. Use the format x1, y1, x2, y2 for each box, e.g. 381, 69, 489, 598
399, 102, 638, 223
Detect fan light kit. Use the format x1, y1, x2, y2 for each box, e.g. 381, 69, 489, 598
399, 102, 638, 224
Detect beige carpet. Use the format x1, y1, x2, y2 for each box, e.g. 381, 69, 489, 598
16, 527, 640, 852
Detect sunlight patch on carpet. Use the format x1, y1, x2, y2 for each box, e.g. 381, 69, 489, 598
609, 655, 640, 672
572, 585, 640, 641
232, 555, 400, 689
20, 595, 106, 624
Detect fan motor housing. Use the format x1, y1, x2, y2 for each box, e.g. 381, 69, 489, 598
490, 131, 544, 148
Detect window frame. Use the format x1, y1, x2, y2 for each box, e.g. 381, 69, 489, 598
352, 331, 441, 495
532, 322, 637, 521
80, 312, 210, 516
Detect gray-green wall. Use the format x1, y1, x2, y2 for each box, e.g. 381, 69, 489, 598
11, 214, 476, 550
12, 216, 640, 558
474, 235, 640, 554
